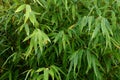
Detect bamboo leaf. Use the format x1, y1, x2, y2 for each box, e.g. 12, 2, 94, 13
101, 17, 109, 36
91, 25, 100, 40
92, 55, 101, 79
24, 23, 30, 36
43, 68, 49, 80
49, 69, 54, 80
88, 16, 94, 31
24, 5, 31, 23
15, 4, 26, 13
79, 16, 88, 32
29, 12, 36, 26
9, 71, 12, 80
35, 0, 44, 7
72, 5, 76, 20
25, 69, 32, 80
86, 50, 92, 73
64, 0, 68, 10
36, 68, 45, 72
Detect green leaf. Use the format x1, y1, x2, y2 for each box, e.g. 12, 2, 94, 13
23, 32, 35, 42
86, 50, 92, 73
92, 55, 101, 79
36, 68, 45, 72
9, 71, 12, 80
49, 69, 54, 80
80, 16, 88, 32
35, 0, 44, 7
25, 69, 32, 80
72, 5, 76, 20
51, 65, 62, 80
88, 16, 94, 31
24, 5, 31, 23
53, 31, 63, 43
0, 71, 9, 80
24, 28, 50, 57
15, 4, 26, 12
105, 18, 113, 36
64, 0, 68, 10
24, 23, 30, 36
111, 11, 116, 28
91, 24, 100, 40
29, 12, 36, 25
18, 24, 25, 33
101, 17, 109, 36
44, 68, 49, 80
2, 53, 16, 68
69, 49, 83, 75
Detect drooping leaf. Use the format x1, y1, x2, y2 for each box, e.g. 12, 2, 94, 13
15, 4, 26, 13
43, 68, 49, 80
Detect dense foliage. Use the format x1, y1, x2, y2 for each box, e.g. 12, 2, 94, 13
1, 0, 120, 80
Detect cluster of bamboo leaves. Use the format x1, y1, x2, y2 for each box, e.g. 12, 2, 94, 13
1, 0, 120, 80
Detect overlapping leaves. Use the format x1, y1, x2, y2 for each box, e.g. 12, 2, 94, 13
0, 0, 120, 80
